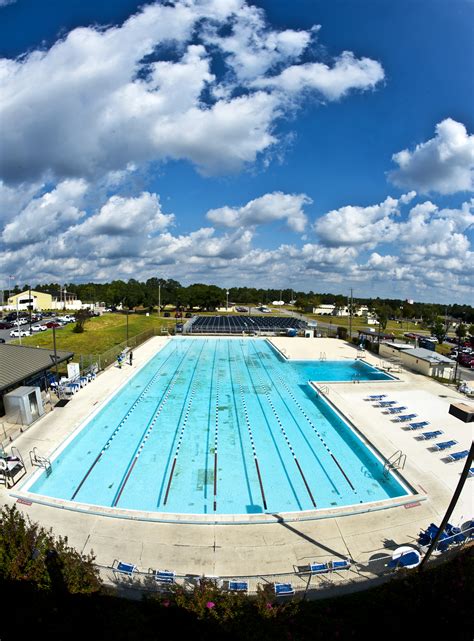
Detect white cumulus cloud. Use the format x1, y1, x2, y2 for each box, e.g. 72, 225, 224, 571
206, 192, 311, 232
314, 195, 404, 247
389, 119, 474, 194
252, 51, 384, 101
71, 192, 174, 238
1, 179, 88, 245
0, 1, 385, 185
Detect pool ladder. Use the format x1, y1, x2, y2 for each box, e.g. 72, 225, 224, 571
29, 447, 52, 475
383, 450, 406, 476
314, 384, 329, 396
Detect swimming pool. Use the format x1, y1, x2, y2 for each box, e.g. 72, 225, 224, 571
28, 338, 408, 516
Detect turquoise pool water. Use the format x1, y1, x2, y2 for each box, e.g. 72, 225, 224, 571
29, 338, 407, 515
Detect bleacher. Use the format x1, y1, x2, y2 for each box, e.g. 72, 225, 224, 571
189, 315, 306, 335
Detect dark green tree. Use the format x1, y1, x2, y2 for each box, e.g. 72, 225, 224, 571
73, 309, 92, 334
430, 319, 447, 344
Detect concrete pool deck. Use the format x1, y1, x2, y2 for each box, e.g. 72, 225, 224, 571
2, 336, 472, 588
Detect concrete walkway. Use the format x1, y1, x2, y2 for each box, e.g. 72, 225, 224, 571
2, 336, 472, 588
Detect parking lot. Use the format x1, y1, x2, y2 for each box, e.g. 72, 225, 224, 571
0, 314, 75, 343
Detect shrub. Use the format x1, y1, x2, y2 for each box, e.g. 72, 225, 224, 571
0, 505, 101, 594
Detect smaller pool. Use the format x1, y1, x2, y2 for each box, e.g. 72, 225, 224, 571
290, 359, 396, 383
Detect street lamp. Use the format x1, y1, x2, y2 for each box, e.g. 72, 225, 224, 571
126, 309, 129, 346
28, 283, 32, 333
158, 283, 161, 318
226, 290, 229, 311
453, 316, 464, 385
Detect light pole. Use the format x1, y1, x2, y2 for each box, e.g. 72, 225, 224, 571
226, 290, 229, 311
8, 274, 14, 301
158, 283, 161, 318
453, 317, 464, 385
28, 283, 32, 333
16, 299, 22, 346
349, 288, 353, 342
52, 324, 59, 381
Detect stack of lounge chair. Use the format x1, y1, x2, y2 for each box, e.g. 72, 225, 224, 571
418, 522, 466, 552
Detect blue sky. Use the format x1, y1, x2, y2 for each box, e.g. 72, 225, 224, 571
0, 0, 472, 302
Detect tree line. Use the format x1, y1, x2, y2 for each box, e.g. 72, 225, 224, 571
6, 279, 474, 322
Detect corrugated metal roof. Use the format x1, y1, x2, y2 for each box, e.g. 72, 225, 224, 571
0, 344, 74, 392
407, 348, 454, 364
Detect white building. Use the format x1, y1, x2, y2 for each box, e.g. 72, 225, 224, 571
380, 342, 455, 379
312, 304, 373, 318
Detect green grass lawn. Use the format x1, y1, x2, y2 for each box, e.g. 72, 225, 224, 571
15, 313, 176, 356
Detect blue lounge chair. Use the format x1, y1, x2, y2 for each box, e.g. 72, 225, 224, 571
445, 524, 466, 544
417, 431, 443, 440
418, 523, 447, 548
461, 520, 474, 539
331, 559, 351, 571
432, 440, 458, 451
376, 401, 397, 407
446, 449, 469, 462
394, 414, 417, 422
154, 569, 175, 584
387, 549, 421, 569
365, 394, 387, 401
228, 580, 249, 593
274, 583, 295, 596
406, 421, 430, 430
468, 468, 474, 478
113, 560, 136, 576
310, 562, 330, 574
386, 406, 407, 414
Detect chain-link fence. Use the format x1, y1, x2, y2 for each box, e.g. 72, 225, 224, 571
78, 326, 172, 373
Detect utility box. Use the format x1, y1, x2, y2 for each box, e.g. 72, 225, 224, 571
449, 403, 474, 423
305, 329, 315, 338
4, 386, 44, 426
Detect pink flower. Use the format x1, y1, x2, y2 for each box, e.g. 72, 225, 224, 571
266, 603, 273, 609
206, 601, 215, 609
162, 599, 170, 608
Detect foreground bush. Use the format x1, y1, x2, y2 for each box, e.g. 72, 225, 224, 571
0, 505, 472, 639
0, 505, 101, 594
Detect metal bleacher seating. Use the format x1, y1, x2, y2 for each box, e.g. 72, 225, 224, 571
189, 315, 306, 335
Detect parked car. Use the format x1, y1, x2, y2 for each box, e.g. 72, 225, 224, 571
10, 329, 31, 337
0, 321, 14, 329
163, 312, 170, 317
45, 321, 61, 328
0, 338, 5, 343
31, 324, 47, 332
235, 307, 248, 313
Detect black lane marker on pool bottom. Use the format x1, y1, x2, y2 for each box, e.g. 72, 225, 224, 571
330, 454, 356, 491
234, 361, 268, 511
70, 344, 178, 501
162, 340, 208, 506
256, 343, 357, 497
113, 341, 198, 507
243, 345, 317, 509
